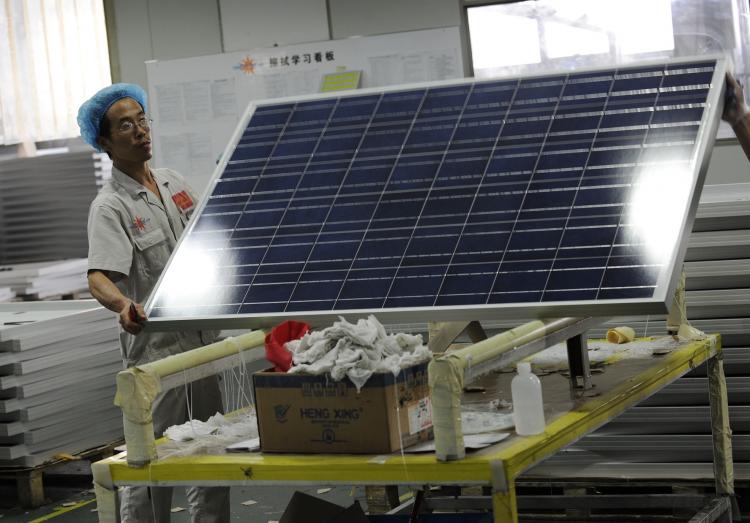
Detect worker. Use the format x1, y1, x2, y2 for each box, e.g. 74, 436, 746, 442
78, 83, 229, 522
724, 72, 750, 158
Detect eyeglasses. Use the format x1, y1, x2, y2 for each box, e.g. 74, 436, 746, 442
117, 116, 152, 135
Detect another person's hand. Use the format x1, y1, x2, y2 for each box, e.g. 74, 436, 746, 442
723, 72, 749, 126
119, 301, 146, 335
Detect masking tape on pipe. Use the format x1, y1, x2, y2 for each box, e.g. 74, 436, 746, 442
429, 356, 466, 461
708, 355, 734, 495
606, 326, 636, 344
114, 367, 161, 465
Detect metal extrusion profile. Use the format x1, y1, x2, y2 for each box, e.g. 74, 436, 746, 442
684, 259, 750, 290
686, 229, 750, 261
642, 377, 750, 406
694, 200, 750, 231
686, 289, 750, 319
567, 434, 750, 462
526, 459, 750, 481
595, 405, 750, 434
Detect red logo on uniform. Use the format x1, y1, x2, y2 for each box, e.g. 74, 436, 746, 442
172, 191, 194, 212
134, 216, 147, 231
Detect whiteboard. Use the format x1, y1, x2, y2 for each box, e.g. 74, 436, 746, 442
145, 27, 465, 195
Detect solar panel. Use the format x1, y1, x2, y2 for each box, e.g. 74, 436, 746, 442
146, 56, 726, 329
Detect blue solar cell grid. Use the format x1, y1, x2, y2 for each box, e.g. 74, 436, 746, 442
148, 58, 723, 324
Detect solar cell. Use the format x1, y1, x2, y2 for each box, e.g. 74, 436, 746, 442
146, 57, 726, 329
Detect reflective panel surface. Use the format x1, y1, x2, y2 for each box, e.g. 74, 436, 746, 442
147, 58, 725, 329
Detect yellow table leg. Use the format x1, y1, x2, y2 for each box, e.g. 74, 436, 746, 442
492, 483, 518, 523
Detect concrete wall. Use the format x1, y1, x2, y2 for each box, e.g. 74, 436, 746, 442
708, 142, 749, 185
109, 0, 222, 87
106, 0, 748, 186
327, 0, 461, 38
219, 0, 329, 52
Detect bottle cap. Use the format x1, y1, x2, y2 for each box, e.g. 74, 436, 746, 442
517, 362, 531, 373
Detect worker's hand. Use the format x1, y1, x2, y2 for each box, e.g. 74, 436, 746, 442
119, 301, 146, 335
723, 72, 749, 126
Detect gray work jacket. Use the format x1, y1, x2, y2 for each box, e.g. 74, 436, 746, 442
87, 166, 215, 366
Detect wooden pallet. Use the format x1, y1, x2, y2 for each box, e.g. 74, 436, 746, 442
0, 439, 123, 508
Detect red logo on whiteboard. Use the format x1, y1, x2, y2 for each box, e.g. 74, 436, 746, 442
234, 56, 256, 74
172, 191, 194, 212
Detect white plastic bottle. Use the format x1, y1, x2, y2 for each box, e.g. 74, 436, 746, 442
511, 362, 545, 436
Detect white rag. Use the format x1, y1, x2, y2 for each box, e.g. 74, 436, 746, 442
161, 411, 260, 458
164, 412, 257, 442
286, 315, 432, 390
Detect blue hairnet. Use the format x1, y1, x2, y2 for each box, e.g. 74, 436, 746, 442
77, 83, 148, 151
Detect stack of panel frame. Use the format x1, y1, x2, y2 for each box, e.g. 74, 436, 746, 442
0, 301, 122, 467
0, 150, 110, 265
0, 259, 88, 299
0, 288, 13, 302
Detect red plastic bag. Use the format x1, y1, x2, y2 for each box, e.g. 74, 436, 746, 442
265, 320, 310, 372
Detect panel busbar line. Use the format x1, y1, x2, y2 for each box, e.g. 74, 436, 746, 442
146, 57, 726, 329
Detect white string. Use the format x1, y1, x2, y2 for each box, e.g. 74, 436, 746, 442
225, 367, 236, 412
222, 336, 254, 415
220, 369, 227, 411
148, 460, 157, 518
644, 315, 651, 338
228, 368, 236, 412
222, 369, 230, 412
224, 369, 234, 412
236, 366, 244, 411
224, 338, 241, 412
182, 368, 196, 440
394, 402, 411, 481
235, 363, 242, 411
230, 357, 243, 410
236, 341, 253, 410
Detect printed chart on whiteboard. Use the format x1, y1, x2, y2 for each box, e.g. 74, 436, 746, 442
146, 27, 464, 195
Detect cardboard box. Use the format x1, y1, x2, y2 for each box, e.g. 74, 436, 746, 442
253, 361, 433, 454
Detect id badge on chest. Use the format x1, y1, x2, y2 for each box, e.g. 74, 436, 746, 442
171, 190, 195, 214
170, 190, 196, 228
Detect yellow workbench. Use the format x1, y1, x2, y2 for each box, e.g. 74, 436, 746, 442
92, 334, 733, 522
